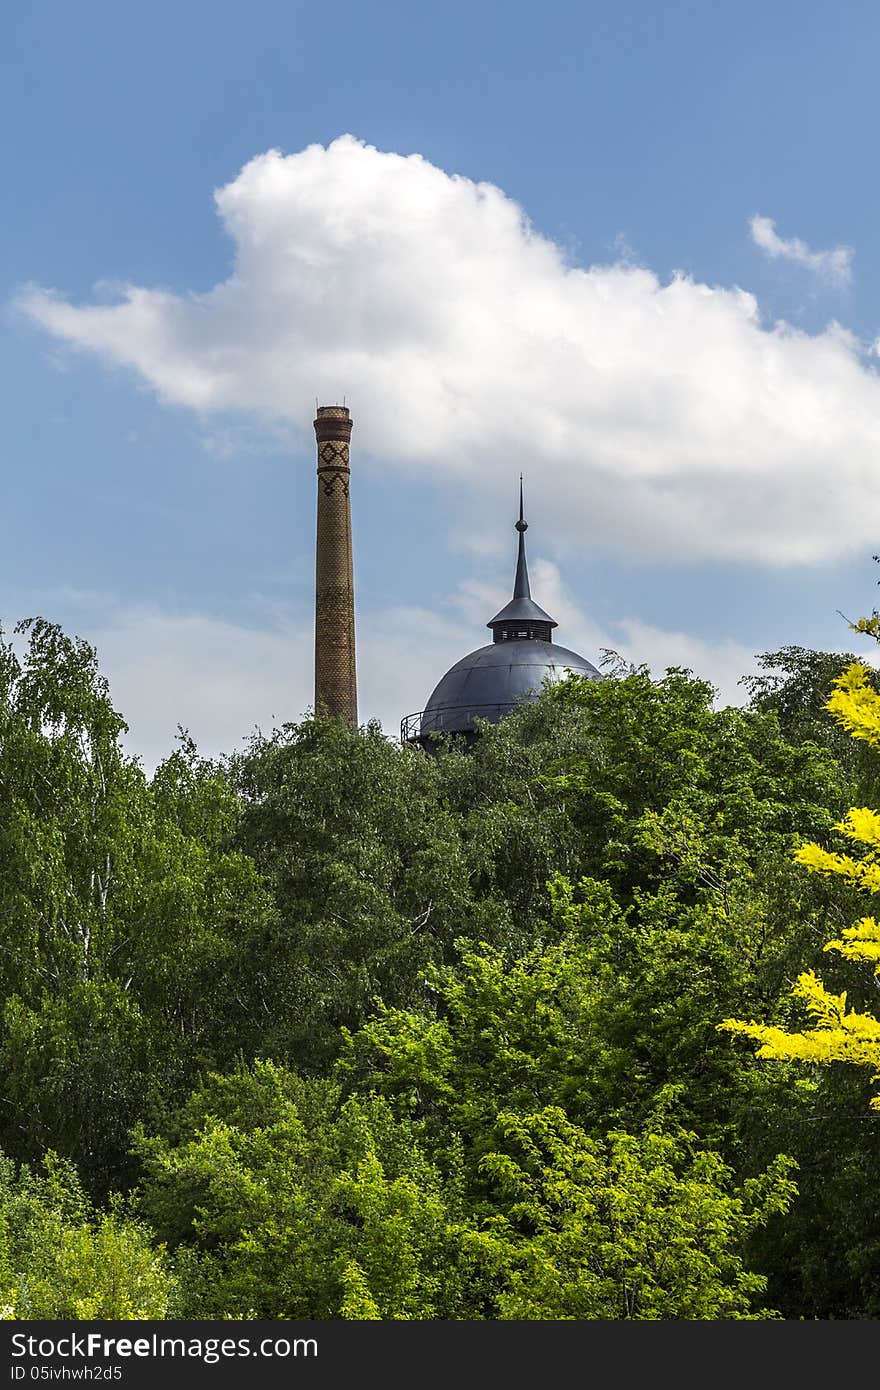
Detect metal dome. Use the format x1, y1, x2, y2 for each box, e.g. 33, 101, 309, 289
401, 480, 602, 746
406, 639, 601, 741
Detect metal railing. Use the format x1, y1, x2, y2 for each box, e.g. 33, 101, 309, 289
400, 702, 520, 744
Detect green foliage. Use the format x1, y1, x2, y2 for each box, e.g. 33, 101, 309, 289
1, 981, 155, 1193
132, 1060, 489, 1320
482, 1111, 795, 1320
342, 861, 829, 1161
339, 1261, 382, 1319
0, 619, 274, 1189
133, 1059, 790, 1320
227, 663, 850, 1084
0, 1149, 173, 1318
5, 614, 879, 1318
540, 665, 847, 897
228, 716, 514, 1068
742, 645, 880, 801
722, 646, 880, 1316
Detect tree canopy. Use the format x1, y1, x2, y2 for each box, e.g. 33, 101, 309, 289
3, 614, 880, 1318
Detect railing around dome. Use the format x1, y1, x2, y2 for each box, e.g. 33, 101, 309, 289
400, 702, 521, 744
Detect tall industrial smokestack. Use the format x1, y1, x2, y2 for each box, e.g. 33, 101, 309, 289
313, 404, 357, 726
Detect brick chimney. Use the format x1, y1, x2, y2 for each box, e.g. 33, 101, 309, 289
313, 405, 357, 725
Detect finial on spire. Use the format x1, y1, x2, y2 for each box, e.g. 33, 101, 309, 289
516, 474, 527, 533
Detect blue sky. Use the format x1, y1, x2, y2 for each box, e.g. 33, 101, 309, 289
4, 0, 880, 768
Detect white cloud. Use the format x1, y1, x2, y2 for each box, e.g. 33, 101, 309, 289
749, 214, 853, 287
16, 136, 880, 566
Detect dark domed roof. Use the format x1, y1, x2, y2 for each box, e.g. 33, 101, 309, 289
401, 479, 602, 746
418, 639, 601, 738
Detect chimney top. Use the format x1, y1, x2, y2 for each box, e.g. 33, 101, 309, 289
314, 404, 353, 443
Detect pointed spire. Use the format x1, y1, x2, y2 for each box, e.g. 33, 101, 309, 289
513, 474, 531, 599
487, 477, 557, 640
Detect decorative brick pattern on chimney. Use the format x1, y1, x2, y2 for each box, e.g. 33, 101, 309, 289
313, 405, 357, 725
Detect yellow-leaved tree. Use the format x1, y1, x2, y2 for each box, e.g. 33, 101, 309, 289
720, 653, 880, 1108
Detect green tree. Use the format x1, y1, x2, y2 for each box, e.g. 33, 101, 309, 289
721, 658, 880, 1101
742, 645, 880, 801
482, 1110, 794, 1320
133, 1060, 491, 1320
228, 664, 852, 1079
228, 716, 513, 1069
720, 643, 880, 1318
133, 1059, 791, 1319
0, 619, 273, 1190
0, 1149, 173, 1319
